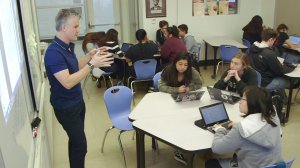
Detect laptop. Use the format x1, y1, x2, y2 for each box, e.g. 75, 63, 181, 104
194, 102, 231, 133
283, 53, 300, 69
171, 91, 205, 102
120, 43, 133, 53
289, 35, 300, 45
207, 86, 241, 104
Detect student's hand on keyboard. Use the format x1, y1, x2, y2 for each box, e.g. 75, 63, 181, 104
227, 121, 236, 128
212, 124, 223, 132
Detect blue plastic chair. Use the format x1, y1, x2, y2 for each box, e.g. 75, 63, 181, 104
101, 86, 133, 168
127, 59, 157, 103
196, 42, 201, 63
216, 45, 239, 76
153, 71, 162, 92
82, 69, 114, 98
242, 39, 251, 54
261, 158, 295, 168
254, 69, 262, 88
242, 39, 251, 48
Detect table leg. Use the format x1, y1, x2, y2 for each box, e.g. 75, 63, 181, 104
211, 47, 218, 79
136, 130, 145, 168
186, 153, 195, 168
151, 138, 157, 150
204, 42, 208, 70
286, 78, 294, 123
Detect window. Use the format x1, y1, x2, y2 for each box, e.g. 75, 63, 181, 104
0, 0, 24, 120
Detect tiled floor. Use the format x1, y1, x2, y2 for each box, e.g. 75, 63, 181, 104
53, 42, 300, 168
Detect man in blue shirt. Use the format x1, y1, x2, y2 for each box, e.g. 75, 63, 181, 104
44, 9, 113, 168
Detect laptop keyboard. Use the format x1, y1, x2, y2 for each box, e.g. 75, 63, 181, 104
231, 96, 241, 102
221, 121, 231, 129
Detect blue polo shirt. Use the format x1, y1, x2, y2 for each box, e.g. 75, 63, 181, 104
44, 36, 83, 110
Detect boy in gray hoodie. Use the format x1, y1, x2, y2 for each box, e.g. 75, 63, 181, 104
206, 86, 283, 168
178, 24, 199, 54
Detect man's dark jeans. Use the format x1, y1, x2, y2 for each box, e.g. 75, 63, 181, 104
54, 100, 87, 168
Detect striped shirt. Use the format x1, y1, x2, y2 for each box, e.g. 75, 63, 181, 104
106, 41, 124, 57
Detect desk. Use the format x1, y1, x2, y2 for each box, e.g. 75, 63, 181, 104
285, 66, 300, 122
114, 54, 161, 60
129, 88, 220, 120
130, 88, 242, 168
203, 37, 247, 79
282, 45, 300, 55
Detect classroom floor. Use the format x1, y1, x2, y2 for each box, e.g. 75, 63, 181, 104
53, 42, 300, 168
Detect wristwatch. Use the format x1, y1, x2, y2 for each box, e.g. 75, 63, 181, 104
87, 61, 94, 71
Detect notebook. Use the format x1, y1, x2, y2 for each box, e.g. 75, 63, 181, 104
171, 91, 205, 102
207, 86, 241, 104
120, 43, 133, 53
194, 102, 231, 133
289, 35, 300, 45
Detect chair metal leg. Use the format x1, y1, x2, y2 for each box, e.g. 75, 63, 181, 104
215, 61, 222, 78
82, 74, 91, 99
101, 126, 115, 153
107, 75, 114, 88
132, 131, 135, 140
127, 77, 133, 88
131, 81, 136, 105
294, 88, 300, 101
221, 61, 224, 74
118, 130, 127, 168
102, 75, 107, 88
199, 72, 205, 85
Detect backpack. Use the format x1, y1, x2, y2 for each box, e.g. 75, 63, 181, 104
271, 90, 285, 123
188, 53, 200, 72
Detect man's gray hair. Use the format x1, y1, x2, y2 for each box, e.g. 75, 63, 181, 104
55, 8, 81, 31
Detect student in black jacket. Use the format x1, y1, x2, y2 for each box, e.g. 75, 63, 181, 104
156, 20, 169, 46
126, 29, 159, 77
214, 53, 258, 96
248, 28, 294, 103
274, 24, 300, 56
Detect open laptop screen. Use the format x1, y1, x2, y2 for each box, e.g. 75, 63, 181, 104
289, 35, 300, 45
121, 43, 133, 52
200, 103, 229, 126
284, 53, 300, 64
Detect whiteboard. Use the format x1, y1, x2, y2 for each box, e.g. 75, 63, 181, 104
36, 0, 83, 7
36, 3, 87, 39
90, 0, 121, 35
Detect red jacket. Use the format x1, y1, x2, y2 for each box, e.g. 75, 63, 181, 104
160, 37, 187, 63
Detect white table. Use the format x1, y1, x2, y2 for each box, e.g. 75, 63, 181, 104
129, 88, 220, 120
131, 88, 242, 168
114, 54, 161, 60
203, 37, 247, 79
285, 66, 300, 121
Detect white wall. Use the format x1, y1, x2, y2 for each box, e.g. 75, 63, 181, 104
138, 0, 178, 41
261, 0, 276, 28
138, 0, 276, 60
275, 0, 300, 35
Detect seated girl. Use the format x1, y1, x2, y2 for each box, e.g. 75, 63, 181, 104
99, 29, 124, 80
214, 53, 258, 96
159, 52, 202, 94
205, 86, 283, 168
158, 52, 203, 165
